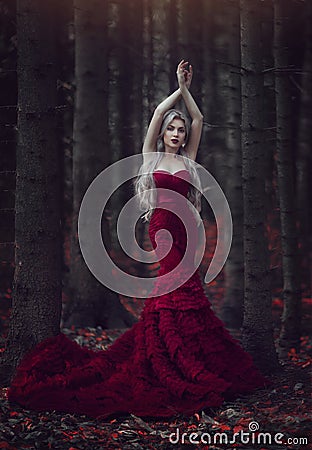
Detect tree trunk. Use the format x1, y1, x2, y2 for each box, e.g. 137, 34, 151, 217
142, 0, 154, 125
261, 1, 281, 294
240, 0, 279, 374
151, 0, 170, 105
178, 0, 203, 109
106, 0, 124, 251
168, 0, 178, 92
296, 1, 312, 306
262, 0, 276, 213
273, 0, 302, 356
197, 0, 215, 217
208, 0, 231, 186
64, 0, 135, 329
0, 0, 62, 385
0, 0, 17, 313
127, 0, 146, 277
55, 0, 74, 286
220, 0, 244, 329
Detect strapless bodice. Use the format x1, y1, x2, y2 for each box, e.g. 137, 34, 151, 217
153, 169, 190, 206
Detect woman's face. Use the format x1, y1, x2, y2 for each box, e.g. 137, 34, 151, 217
163, 118, 186, 152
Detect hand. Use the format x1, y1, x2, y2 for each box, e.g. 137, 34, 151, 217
176, 59, 193, 90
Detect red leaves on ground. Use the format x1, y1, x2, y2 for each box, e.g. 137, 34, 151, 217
0, 326, 311, 450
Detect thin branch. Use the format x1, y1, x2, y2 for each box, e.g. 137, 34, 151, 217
0, 104, 68, 112
55, 104, 70, 111
0, 105, 17, 109
203, 121, 240, 130
0, 69, 17, 73
262, 66, 311, 74
215, 59, 252, 73
289, 76, 304, 94
203, 122, 276, 131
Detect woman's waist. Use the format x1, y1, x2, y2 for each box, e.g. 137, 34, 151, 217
155, 197, 189, 207
150, 204, 198, 227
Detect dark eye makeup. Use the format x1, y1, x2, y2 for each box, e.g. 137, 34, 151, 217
167, 126, 185, 133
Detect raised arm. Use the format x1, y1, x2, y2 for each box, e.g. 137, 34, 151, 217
142, 64, 193, 158
177, 60, 203, 161
142, 89, 182, 155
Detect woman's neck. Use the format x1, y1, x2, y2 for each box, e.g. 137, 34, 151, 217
163, 150, 178, 157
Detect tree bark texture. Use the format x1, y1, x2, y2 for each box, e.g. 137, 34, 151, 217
240, 0, 279, 373
296, 1, 312, 303
66, 0, 135, 329
274, 0, 302, 355
220, 0, 244, 329
0, 0, 62, 385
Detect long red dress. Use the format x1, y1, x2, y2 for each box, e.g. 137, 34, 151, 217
7, 170, 270, 419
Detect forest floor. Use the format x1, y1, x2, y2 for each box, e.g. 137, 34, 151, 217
0, 323, 311, 450
0, 292, 311, 450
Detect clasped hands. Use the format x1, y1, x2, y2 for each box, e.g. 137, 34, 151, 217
176, 59, 193, 90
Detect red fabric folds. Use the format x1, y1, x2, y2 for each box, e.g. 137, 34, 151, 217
7, 170, 271, 419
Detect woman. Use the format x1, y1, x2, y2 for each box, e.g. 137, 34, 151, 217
7, 61, 270, 420
135, 60, 205, 293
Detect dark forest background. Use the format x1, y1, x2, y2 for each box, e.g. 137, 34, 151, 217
0, 0, 311, 382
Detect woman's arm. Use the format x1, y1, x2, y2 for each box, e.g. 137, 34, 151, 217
142, 89, 182, 155
177, 60, 203, 161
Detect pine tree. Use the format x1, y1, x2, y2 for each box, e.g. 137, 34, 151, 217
240, 0, 279, 373
0, 0, 62, 384
273, 0, 302, 356
220, 0, 244, 329
64, 0, 135, 328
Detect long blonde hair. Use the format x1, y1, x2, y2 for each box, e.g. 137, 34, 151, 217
135, 109, 202, 223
